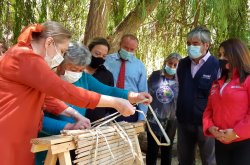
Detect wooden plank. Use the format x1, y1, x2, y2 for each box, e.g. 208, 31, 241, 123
74, 144, 134, 163
31, 143, 50, 153
89, 144, 134, 165
134, 126, 145, 134
58, 151, 72, 165
51, 141, 76, 154
75, 126, 134, 140
111, 155, 135, 165
31, 135, 73, 145
75, 135, 135, 154
76, 148, 133, 165
133, 134, 144, 165
92, 146, 136, 165
44, 149, 58, 165
75, 140, 136, 160
75, 133, 135, 150
75, 141, 136, 160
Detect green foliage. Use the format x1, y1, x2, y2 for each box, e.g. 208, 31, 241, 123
0, 0, 249, 72
111, 0, 127, 26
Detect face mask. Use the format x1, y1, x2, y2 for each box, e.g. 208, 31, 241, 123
219, 59, 230, 78
61, 70, 82, 83
187, 45, 202, 59
164, 65, 176, 75
45, 43, 64, 69
89, 55, 105, 68
119, 48, 133, 60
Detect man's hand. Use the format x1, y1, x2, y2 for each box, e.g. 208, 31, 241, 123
128, 92, 152, 104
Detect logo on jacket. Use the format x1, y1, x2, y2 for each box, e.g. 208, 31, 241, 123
156, 85, 174, 104
231, 85, 242, 89
202, 74, 211, 79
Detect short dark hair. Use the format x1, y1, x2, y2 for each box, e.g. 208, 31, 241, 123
220, 38, 250, 83
87, 37, 110, 52
120, 34, 139, 44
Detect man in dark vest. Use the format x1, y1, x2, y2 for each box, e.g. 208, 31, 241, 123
176, 26, 219, 165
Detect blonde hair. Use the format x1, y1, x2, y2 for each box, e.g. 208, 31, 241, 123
32, 21, 71, 43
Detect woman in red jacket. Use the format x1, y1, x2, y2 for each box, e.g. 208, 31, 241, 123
0, 21, 152, 165
203, 38, 250, 165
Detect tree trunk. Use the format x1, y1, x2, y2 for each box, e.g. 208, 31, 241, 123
192, 0, 201, 27
83, 0, 111, 45
108, 0, 160, 53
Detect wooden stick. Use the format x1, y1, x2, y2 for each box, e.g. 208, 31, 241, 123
100, 152, 135, 165
75, 141, 136, 160
74, 126, 134, 140
75, 134, 135, 153
75, 139, 136, 158
75, 148, 134, 165
75, 128, 134, 142
51, 141, 76, 155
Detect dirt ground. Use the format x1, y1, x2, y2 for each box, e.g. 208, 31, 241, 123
140, 132, 202, 165
142, 152, 202, 165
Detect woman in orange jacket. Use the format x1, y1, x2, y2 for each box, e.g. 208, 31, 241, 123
203, 38, 250, 165
0, 21, 151, 165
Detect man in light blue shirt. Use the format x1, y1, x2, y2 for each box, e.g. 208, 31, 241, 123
104, 34, 148, 122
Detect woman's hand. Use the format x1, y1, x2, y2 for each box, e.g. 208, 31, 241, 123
96, 95, 135, 117
113, 98, 136, 117
218, 128, 239, 143
128, 92, 152, 105
208, 126, 224, 139
63, 118, 90, 130
60, 107, 91, 129
73, 114, 91, 129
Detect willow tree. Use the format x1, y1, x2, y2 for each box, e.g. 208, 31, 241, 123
83, 0, 112, 45
107, 0, 160, 52
0, 0, 89, 44
83, 0, 160, 52
0, 0, 249, 72
136, 0, 250, 72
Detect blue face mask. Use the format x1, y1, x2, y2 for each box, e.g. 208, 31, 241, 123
165, 65, 176, 75
119, 48, 133, 60
187, 45, 202, 59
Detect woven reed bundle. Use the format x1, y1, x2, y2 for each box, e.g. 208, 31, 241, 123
61, 122, 144, 165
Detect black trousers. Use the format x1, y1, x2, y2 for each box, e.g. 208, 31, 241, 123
146, 119, 177, 165
215, 139, 250, 165
177, 122, 216, 165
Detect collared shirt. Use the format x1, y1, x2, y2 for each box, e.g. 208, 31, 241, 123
104, 52, 148, 120
191, 51, 211, 78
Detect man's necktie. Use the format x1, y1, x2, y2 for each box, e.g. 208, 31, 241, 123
116, 59, 126, 89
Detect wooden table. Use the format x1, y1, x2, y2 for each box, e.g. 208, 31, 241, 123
31, 122, 145, 165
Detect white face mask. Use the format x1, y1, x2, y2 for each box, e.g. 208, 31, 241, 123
61, 70, 82, 83
45, 43, 64, 69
